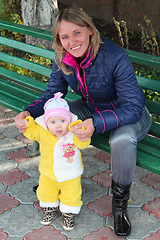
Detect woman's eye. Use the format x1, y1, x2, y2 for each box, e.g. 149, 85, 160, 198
62, 36, 68, 39
75, 32, 80, 35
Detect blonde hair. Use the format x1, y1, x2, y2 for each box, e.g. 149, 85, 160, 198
53, 6, 102, 74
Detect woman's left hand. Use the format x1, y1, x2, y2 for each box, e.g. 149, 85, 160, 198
71, 118, 95, 141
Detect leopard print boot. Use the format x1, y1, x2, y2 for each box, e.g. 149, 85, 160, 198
40, 207, 59, 225
62, 213, 75, 230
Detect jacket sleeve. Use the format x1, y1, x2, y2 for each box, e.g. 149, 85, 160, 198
24, 60, 68, 119
92, 51, 145, 134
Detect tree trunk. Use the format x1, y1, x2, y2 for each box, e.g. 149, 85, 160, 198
21, 0, 58, 49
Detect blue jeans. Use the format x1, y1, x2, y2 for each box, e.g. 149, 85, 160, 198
69, 100, 152, 186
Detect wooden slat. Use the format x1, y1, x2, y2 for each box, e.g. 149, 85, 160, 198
0, 36, 55, 59
0, 19, 53, 41
137, 75, 160, 92
0, 52, 52, 77
0, 67, 47, 93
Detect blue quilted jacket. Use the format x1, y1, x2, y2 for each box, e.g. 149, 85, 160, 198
25, 37, 145, 134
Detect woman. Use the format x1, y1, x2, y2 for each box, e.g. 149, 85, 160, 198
15, 6, 152, 236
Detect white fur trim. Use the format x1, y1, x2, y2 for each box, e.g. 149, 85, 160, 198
60, 202, 81, 214
39, 200, 60, 208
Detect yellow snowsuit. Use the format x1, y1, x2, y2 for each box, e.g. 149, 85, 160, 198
24, 116, 90, 214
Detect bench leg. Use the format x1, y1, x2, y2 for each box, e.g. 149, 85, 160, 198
26, 141, 40, 157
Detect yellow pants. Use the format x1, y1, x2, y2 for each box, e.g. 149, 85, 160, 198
37, 174, 82, 214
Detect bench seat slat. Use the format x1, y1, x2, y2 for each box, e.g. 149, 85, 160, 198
145, 99, 160, 116
0, 78, 42, 102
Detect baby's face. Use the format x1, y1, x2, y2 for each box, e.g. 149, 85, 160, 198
47, 116, 69, 138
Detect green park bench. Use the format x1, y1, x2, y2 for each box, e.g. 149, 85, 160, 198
0, 20, 160, 174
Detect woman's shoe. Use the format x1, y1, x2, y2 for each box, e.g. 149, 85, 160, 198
112, 180, 131, 236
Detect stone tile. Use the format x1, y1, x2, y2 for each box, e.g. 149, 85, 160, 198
6, 149, 30, 163
129, 180, 159, 206
142, 197, 160, 218
81, 178, 107, 205
0, 193, 20, 213
0, 138, 25, 151
0, 182, 7, 194
0, 205, 42, 237
0, 116, 13, 127
2, 122, 21, 138
18, 156, 40, 177
143, 229, 160, 240
108, 208, 160, 240
24, 226, 67, 240
0, 228, 8, 240
87, 195, 112, 217
7, 177, 39, 204
0, 156, 18, 172
141, 173, 160, 190
94, 151, 111, 164
0, 133, 5, 139
82, 156, 109, 178
0, 169, 29, 186
83, 226, 126, 240
52, 206, 104, 239
81, 145, 101, 157
92, 170, 111, 188
16, 134, 33, 144
133, 165, 152, 180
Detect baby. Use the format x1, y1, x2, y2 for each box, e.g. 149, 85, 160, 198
16, 92, 90, 230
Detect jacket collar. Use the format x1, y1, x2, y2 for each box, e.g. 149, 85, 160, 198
62, 47, 93, 69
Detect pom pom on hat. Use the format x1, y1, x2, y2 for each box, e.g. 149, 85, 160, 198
44, 92, 72, 123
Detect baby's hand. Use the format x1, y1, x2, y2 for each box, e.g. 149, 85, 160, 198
15, 117, 28, 129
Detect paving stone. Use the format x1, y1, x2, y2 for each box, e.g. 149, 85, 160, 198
0, 228, 8, 240
7, 177, 39, 204
92, 170, 111, 188
142, 197, 160, 218
129, 180, 160, 206
94, 151, 111, 164
0, 138, 25, 151
141, 173, 160, 190
0, 193, 20, 213
2, 122, 21, 138
88, 195, 112, 217
81, 145, 101, 157
24, 226, 67, 240
0, 205, 42, 237
18, 156, 40, 177
0, 156, 18, 172
0, 169, 29, 186
81, 178, 107, 205
0, 116, 13, 127
0, 182, 7, 194
6, 149, 30, 163
143, 229, 160, 240
52, 206, 104, 239
83, 226, 126, 240
82, 156, 109, 178
133, 165, 152, 180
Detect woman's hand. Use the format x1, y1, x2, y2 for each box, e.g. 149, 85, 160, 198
14, 110, 31, 133
71, 118, 95, 141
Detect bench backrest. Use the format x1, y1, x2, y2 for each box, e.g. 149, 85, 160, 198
0, 19, 160, 138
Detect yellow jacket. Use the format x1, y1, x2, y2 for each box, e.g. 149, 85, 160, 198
24, 116, 91, 182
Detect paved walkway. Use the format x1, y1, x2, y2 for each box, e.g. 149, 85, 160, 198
1, 105, 160, 240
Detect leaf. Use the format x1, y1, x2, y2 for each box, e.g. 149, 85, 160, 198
0, 0, 4, 13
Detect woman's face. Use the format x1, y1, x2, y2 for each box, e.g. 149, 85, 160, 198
58, 19, 93, 58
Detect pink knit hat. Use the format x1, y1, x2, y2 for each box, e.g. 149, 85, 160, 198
44, 92, 72, 123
